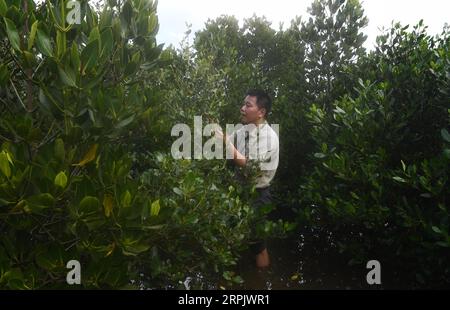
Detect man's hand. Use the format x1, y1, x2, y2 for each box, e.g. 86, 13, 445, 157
214, 127, 229, 144
215, 128, 246, 167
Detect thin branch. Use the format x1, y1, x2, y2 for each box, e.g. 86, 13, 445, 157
32, 59, 45, 79
9, 79, 29, 112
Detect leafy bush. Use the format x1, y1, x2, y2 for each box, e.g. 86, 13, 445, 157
0, 0, 260, 289
137, 154, 254, 288
1, 0, 448, 289
300, 22, 449, 286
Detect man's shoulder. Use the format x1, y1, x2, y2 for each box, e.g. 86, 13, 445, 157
263, 123, 279, 142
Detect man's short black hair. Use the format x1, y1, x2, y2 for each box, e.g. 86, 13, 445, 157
246, 89, 272, 117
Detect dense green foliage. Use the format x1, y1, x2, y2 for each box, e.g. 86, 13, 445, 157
0, 0, 449, 289
157, 0, 449, 287
300, 22, 450, 286
0, 0, 269, 289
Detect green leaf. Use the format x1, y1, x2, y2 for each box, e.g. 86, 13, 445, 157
223, 271, 233, 281
54, 171, 68, 188
121, 190, 132, 208
79, 196, 100, 214
314, 153, 326, 159
393, 176, 406, 183
100, 28, 113, 61
122, 243, 150, 256
0, 152, 11, 178
419, 193, 431, 198
0, 198, 13, 208
136, 15, 147, 36
88, 26, 100, 45
28, 20, 38, 50
26, 193, 55, 212
120, 1, 133, 26
232, 275, 244, 284
350, 191, 359, 200
131, 50, 140, 65
115, 115, 135, 129
29, 193, 55, 206
4, 150, 13, 165
141, 225, 164, 230
148, 13, 157, 34
124, 61, 138, 77
56, 30, 65, 58
358, 78, 365, 88
431, 226, 442, 234
4, 17, 20, 51
81, 40, 99, 72
71, 43, 80, 72
54, 138, 65, 161
441, 129, 450, 143
99, 6, 113, 29
74, 144, 98, 166
0, 0, 6, 17
435, 241, 450, 248
36, 29, 53, 57
141, 200, 150, 219
2, 268, 25, 289
0, 63, 10, 86
103, 194, 113, 217
35, 246, 64, 270
173, 187, 183, 196
82, 67, 107, 89
150, 199, 160, 217
83, 217, 106, 231
58, 66, 77, 87
333, 106, 345, 114
86, 3, 98, 29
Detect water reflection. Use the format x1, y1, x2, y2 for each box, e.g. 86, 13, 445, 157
232, 228, 379, 290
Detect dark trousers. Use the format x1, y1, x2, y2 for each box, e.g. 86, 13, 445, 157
249, 187, 272, 255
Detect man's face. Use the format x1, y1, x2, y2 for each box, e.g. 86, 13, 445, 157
240, 95, 265, 124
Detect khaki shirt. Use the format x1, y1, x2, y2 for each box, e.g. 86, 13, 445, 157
230, 121, 279, 188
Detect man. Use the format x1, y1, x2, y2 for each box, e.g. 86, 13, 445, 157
217, 89, 279, 268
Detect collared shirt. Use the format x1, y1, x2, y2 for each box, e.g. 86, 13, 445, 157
230, 121, 279, 188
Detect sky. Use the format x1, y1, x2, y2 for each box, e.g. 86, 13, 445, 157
155, 0, 449, 50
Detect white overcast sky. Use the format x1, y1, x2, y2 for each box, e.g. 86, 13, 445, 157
155, 0, 449, 50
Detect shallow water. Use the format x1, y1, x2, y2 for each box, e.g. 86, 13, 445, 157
227, 220, 425, 290
234, 233, 372, 290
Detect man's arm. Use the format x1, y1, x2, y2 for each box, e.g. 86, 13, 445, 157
215, 128, 247, 167
225, 135, 247, 167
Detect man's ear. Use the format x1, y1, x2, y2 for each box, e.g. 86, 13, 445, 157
259, 108, 267, 118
